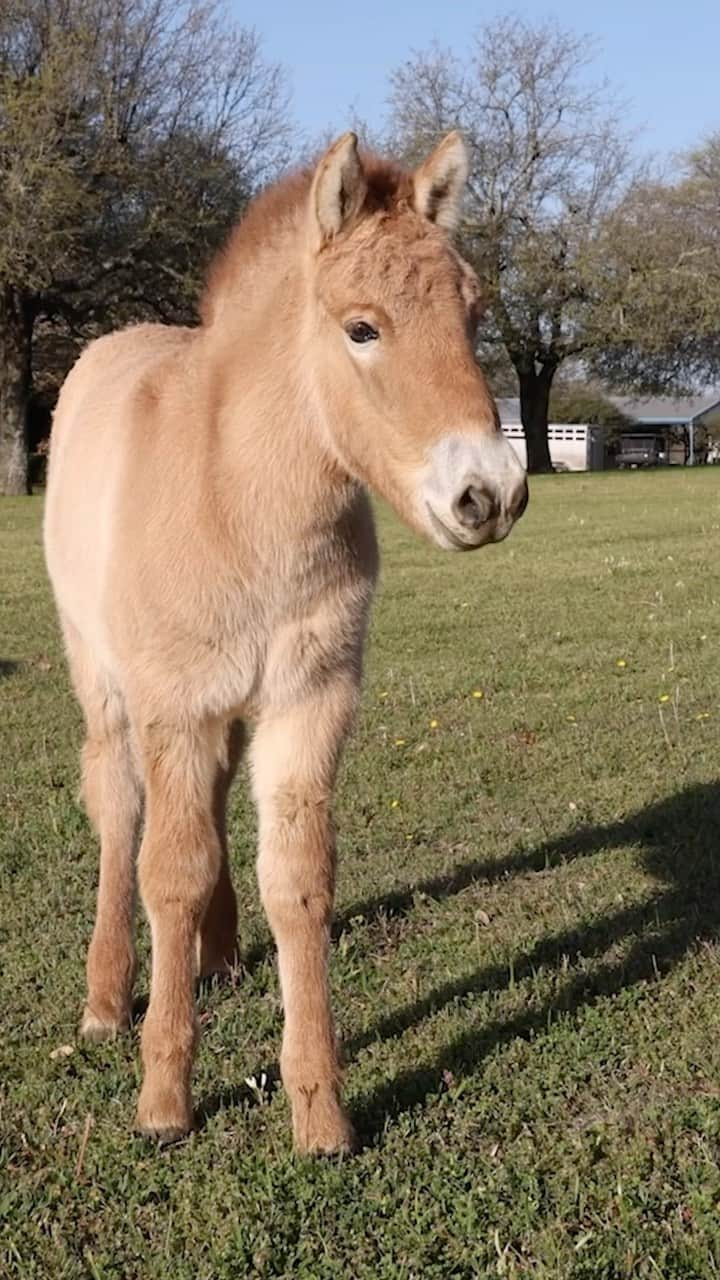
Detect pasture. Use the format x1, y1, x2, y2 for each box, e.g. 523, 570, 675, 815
3, 470, 720, 1278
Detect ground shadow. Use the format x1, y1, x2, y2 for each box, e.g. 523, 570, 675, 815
196, 1063, 281, 1129
350, 780, 720, 1141
237, 837, 579, 976
188, 781, 720, 1140
200, 827, 580, 1124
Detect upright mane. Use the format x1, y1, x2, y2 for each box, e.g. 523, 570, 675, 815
199, 153, 412, 326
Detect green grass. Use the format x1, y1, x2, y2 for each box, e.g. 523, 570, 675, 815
4, 470, 720, 1278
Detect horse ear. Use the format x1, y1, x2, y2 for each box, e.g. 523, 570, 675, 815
413, 131, 469, 232
310, 132, 367, 248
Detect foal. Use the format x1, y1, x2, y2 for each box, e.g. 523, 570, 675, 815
44, 132, 527, 1153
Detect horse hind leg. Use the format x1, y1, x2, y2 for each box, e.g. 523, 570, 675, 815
197, 719, 244, 979
63, 619, 143, 1040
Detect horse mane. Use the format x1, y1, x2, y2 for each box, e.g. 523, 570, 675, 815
199, 152, 413, 326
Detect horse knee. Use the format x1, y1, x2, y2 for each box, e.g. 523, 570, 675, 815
139, 822, 221, 927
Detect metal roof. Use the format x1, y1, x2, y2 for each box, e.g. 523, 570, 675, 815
496, 394, 720, 426
607, 395, 720, 424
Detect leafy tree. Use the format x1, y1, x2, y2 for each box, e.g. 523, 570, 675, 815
592, 134, 720, 394
549, 385, 635, 429
386, 18, 635, 472
0, 0, 291, 494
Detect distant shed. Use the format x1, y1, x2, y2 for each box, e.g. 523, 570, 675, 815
607, 395, 720, 464
497, 394, 720, 470
496, 400, 605, 471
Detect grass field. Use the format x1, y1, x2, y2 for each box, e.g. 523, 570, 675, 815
4, 471, 720, 1278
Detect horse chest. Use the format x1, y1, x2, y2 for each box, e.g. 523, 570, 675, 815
185, 567, 370, 722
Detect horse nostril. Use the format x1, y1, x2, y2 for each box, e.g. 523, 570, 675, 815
512, 481, 529, 520
453, 484, 496, 530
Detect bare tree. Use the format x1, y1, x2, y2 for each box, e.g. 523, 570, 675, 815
0, 0, 292, 494
387, 18, 634, 471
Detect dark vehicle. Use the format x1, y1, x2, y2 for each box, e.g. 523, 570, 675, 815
616, 434, 666, 469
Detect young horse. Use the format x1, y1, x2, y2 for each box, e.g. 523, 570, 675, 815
44, 132, 527, 1153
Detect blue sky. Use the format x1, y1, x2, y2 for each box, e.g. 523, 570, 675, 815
231, 0, 718, 164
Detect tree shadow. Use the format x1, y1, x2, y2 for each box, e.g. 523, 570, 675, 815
350, 780, 720, 1142
0, 660, 19, 680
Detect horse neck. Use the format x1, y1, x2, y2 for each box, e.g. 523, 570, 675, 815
200, 235, 356, 541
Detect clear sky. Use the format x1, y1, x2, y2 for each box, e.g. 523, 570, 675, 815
231, 0, 719, 164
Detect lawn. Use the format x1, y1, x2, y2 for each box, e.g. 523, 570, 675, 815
3, 470, 720, 1278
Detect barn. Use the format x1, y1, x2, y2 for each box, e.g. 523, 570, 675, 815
497, 394, 720, 470
497, 400, 606, 471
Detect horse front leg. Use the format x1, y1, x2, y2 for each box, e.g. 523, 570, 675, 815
251, 676, 357, 1155
135, 719, 223, 1141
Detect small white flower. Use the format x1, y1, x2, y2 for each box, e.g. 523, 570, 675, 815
244, 1071, 270, 1104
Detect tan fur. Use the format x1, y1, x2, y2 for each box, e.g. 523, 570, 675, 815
44, 134, 526, 1153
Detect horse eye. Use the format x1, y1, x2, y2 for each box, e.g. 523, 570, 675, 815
346, 320, 379, 344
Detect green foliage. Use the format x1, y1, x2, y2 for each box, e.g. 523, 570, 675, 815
0, 0, 292, 492
5, 474, 720, 1275
593, 135, 720, 392
549, 386, 635, 428
0, 0, 290, 328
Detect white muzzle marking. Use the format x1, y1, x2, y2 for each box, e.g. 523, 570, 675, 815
419, 431, 528, 551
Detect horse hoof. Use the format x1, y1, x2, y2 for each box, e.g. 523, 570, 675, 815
80, 1008, 129, 1042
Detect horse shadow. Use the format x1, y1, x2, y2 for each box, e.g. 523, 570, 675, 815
197, 780, 720, 1140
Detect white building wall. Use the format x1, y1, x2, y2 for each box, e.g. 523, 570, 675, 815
501, 423, 590, 471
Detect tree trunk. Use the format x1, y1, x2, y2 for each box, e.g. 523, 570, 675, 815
0, 286, 33, 496
518, 364, 556, 474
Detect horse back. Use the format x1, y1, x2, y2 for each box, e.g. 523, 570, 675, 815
44, 323, 196, 646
